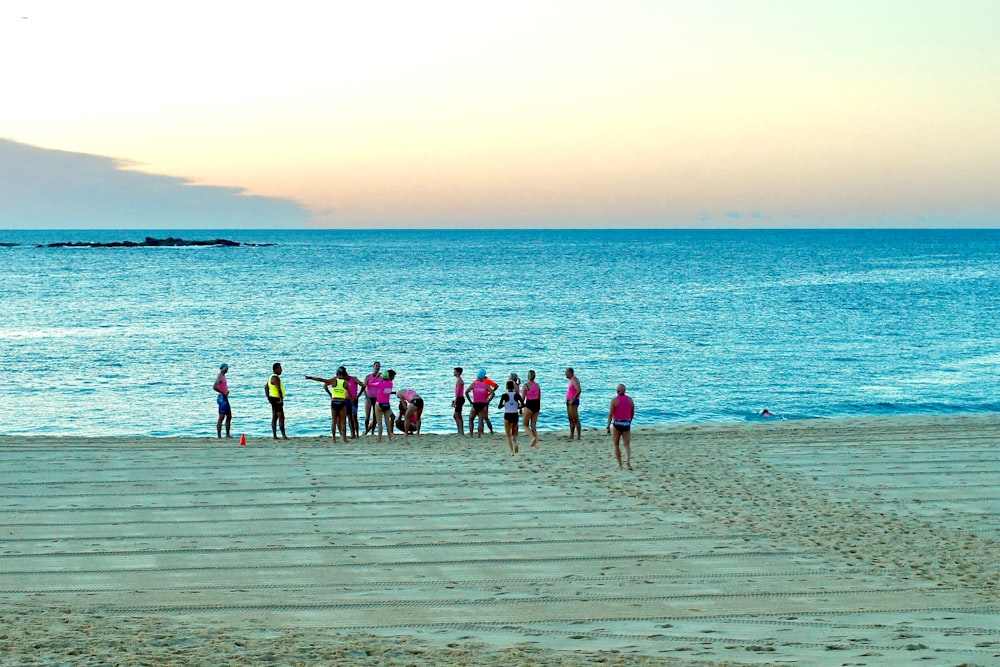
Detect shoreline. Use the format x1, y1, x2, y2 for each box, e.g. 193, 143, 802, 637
4, 410, 999, 441
2, 413, 998, 665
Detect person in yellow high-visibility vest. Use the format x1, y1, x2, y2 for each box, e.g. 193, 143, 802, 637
305, 366, 349, 442
265, 362, 287, 439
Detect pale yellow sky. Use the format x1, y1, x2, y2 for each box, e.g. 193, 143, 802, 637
3, 0, 1000, 227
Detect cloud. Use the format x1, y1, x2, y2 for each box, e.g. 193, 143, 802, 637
0, 139, 309, 228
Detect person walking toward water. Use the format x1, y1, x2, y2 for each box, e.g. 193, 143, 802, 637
265, 362, 287, 439
521, 369, 541, 446
362, 361, 381, 435
606, 384, 634, 470
565, 367, 582, 439
213, 363, 232, 438
498, 380, 524, 455
465, 369, 495, 437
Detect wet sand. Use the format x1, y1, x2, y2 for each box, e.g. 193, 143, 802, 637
1, 415, 998, 666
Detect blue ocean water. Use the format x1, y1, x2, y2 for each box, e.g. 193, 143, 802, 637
2, 228, 999, 437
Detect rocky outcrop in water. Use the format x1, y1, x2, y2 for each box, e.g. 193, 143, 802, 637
36, 237, 273, 248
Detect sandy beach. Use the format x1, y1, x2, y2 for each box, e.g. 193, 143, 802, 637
1, 415, 998, 666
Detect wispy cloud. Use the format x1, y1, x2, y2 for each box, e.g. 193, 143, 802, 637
0, 139, 309, 228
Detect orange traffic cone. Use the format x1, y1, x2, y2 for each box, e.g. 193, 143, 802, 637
239, 433, 246, 446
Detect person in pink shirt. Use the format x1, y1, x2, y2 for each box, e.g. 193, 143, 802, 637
362, 361, 381, 435
213, 363, 232, 438
464, 369, 495, 438
395, 388, 424, 436
565, 367, 582, 440
521, 369, 541, 447
345, 368, 362, 438
606, 384, 635, 470
375, 370, 394, 442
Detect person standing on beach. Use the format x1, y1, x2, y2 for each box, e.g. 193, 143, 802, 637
362, 361, 381, 435
265, 362, 287, 439
304, 366, 349, 442
606, 384, 634, 470
481, 373, 498, 434
375, 370, 394, 442
465, 370, 495, 437
345, 369, 361, 438
498, 380, 524, 455
521, 369, 541, 447
214, 363, 232, 438
565, 367, 582, 439
452, 367, 466, 435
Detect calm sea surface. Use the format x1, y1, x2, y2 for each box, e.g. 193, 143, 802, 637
2, 228, 999, 437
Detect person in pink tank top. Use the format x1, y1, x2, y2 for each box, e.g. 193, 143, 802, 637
521, 369, 541, 447
374, 369, 395, 442
345, 369, 361, 439
395, 388, 424, 435
464, 369, 496, 438
213, 363, 232, 438
362, 361, 381, 435
565, 367, 582, 440
606, 383, 635, 470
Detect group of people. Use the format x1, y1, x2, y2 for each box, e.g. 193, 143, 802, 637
213, 361, 636, 469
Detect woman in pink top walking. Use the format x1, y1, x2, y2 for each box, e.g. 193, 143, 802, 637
521, 369, 541, 447
606, 384, 635, 470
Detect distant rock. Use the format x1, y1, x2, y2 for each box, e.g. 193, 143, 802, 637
38, 237, 274, 248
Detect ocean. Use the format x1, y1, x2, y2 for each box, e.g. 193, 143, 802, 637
2, 228, 999, 437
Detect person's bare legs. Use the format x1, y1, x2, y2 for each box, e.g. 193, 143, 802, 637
364, 398, 375, 435
512, 416, 519, 453
523, 409, 538, 446
380, 406, 393, 442
612, 427, 623, 469
505, 419, 515, 454
336, 406, 348, 443
567, 402, 581, 439
479, 408, 489, 438
622, 429, 632, 470
271, 404, 286, 439
403, 405, 419, 437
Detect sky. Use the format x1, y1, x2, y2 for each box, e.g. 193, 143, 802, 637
2, 0, 1000, 228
